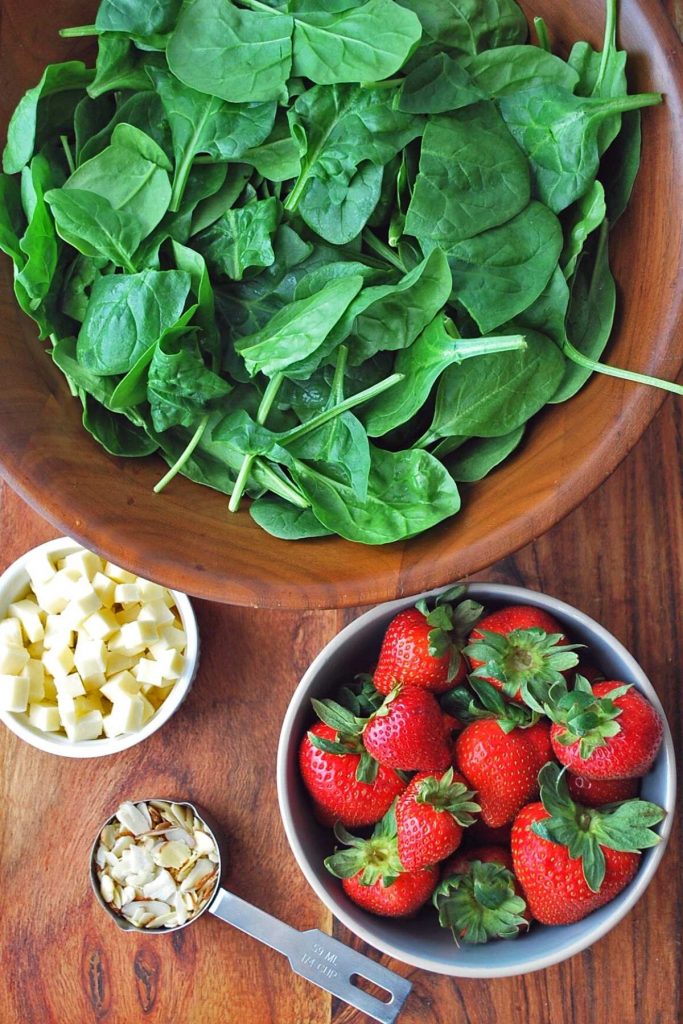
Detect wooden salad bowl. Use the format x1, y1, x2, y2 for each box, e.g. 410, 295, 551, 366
0, 0, 681, 609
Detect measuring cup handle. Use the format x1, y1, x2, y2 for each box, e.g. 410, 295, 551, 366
209, 889, 412, 1024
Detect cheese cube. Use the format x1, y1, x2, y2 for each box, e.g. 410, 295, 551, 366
23, 659, 45, 701
8, 599, 44, 643
0, 618, 23, 645
73, 636, 106, 681
104, 651, 136, 676
104, 562, 137, 584
75, 692, 104, 717
55, 672, 86, 699
115, 604, 141, 626
27, 641, 44, 659
0, 642, 29, 675
92, 572, 116, 608
43, 615, 74, 651
28, 702, 62, 732
143, 684, 174, 710
64, 709, 104, 741
140, 694, 156, 724
106, 693, 144, 734
133, 658, 165, 687
35, 569, 80, 613
157, 648, 185, 681
159, 625, 186, 652
138, 580, 170, 603
63, 549, 103, 580
118, 620, 158, 654
42, 643, 75, 679
25, 549, 56, 586
60, 581, 102, 629
83, 673, 106, 693
0, 674, 30, 712
43, 676, 57, 701
114, 583, 142, 604
101, 671, 141, 703
57, 692, 77, 723
138, 600, 175, 627
81, 608, 119, 641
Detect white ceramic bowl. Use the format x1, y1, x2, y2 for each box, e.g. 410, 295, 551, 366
277, 583, 676, 977
0, 537, 199, 757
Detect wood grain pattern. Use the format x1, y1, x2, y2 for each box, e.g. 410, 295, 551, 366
0, 0, 681, 608
0, 402, 680, 1024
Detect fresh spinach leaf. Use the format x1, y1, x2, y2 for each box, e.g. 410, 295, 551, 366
147, 329, 231, 430
249, 497, 332, 539
95, 0, 182, 39
448, 200, 563, 333
87, 36, 165, 99
45, 188, 144, 272
195, 197, 280, 281
394, 0, 527, 55
398, 53, 485, 114
299, 161, 384, 245
76, 268, 191, 374
445, 425, 525, 481
464, 45, 579, 96
3, 62, 93, 174
405, 102, 530, 247
561, 179, 606, 280
81, 393, 159, 455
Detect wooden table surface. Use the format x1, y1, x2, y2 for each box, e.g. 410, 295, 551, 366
1, 4, 682, 1024
0, 400, 680, 1024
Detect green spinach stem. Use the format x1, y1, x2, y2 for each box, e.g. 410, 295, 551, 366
330, 345, 349, 406
252, 462, 310, 509
153, 415, 209, 494
363, 230, 406, 272
229, 372, 284, 513
562, 339, 683, 396
594, 0, 618, 95
279, 372, 405, 447
59, 24, 99, 37
534, 17, 551, 52
60, 135, 76, 176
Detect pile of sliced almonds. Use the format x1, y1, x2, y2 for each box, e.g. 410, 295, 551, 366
94, 800, 219, 929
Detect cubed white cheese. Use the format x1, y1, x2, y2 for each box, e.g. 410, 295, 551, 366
0, 673, 30, 712
107, 692, 144, 734
156, 648, 185, 681
138, 579, 169, 603
0, 618, 24, 645
24, 549, 56, 587
114, 583, 142, 604
104, 562, 137, 584
133, 658, 165, 687
104, 651, 136, 676
115, 604, 142, 626
8, 599, 44, 643
83, 673, 106, 693
55, 672, 86, 699
23, 659, 45, 701
139, 693, 156, 724
81, 608, 119, 641
60, 580, 102, 629
42, 643, 75, 679
137, 599, 174, 627
0, 642, 30, 675
28, 702, 62, 732
64, 709, 103, 741
100, 671, 141, 703
74, 692, 104, 717
92, 571, 116, 608
159, 625, 186, 653
73, 635, 106, 681
118, 620, 158, 655
42, 614, 74, 651
63, 549, 103, 580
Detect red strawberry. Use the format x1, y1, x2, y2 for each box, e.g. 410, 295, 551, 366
299, 723, 407, 827
456, 718, 552, 827
548, 677, 664, 780
363, 686, 451, 772
465, 604, 580, 710
433, 845, 530, 942
373, 590, 483, 695
325, 806, 438, 917
395, 768, 480, 870
511, 763, 665, 925
567, 773, 639, 808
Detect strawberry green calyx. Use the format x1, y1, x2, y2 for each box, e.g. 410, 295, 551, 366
544, 675, 631, 758
414, 767, 481, 825
433, 861, 528, 943
415, 588, 484, 679
325, 804, 403, 886
531, 763, 665, 892
465, 627, 582, 712
309, 697, 377, 783
441, 677, 538, 734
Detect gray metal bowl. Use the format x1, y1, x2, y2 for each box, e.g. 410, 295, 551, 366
276, 583, 676, 977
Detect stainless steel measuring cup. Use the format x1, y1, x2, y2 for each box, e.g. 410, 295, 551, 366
90, 798, 412, 1024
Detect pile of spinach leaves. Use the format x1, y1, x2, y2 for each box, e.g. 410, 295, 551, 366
0, 0, 677, 544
